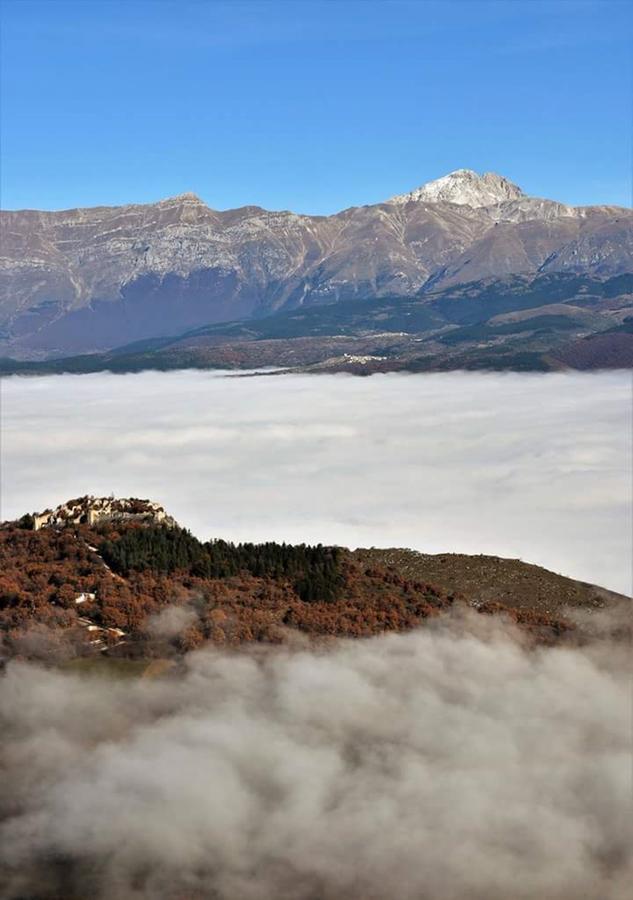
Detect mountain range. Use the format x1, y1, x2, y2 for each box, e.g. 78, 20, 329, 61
1, 168, 632, 367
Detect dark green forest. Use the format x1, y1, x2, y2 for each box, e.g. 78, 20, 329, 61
100, 526, 344, 602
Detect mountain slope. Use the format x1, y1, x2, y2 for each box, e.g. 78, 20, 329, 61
3, 273, 631, 375
1, 170, 631, 359
1, 497, 628, 665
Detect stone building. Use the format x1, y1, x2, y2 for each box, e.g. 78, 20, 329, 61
32, 496, 174, 530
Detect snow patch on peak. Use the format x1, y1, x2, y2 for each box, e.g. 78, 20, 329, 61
390, 169, 525, 208
159, 192, 206, 206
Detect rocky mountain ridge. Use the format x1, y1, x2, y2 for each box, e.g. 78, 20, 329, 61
2, 169, 631, 359
390, 168, 526, 206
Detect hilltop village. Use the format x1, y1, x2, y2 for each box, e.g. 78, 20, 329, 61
30, 495, 176, 531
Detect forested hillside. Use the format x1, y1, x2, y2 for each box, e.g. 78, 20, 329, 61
2, 499, 624, 666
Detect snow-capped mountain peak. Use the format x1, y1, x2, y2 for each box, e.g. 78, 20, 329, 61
390, 169, 525, 208
159, 192, 206, 205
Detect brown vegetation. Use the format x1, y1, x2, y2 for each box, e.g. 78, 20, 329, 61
0, 515, 597, 663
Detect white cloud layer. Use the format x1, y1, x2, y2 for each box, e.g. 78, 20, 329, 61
1, 620, 631, 899
1, 369, 630, 592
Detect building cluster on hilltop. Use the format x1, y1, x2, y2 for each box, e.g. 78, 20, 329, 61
31, 495, 174, 531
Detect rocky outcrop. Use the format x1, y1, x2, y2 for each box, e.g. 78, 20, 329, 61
1, 170, 631, 358
32, 496, 176, 530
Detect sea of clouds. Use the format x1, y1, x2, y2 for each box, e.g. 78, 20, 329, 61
1, 369, 630, 592
0, 615, 630, 899
1, 369, 631, 898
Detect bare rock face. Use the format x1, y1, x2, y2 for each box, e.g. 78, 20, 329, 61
389, 168, 525, 207
1, 170, 631, 358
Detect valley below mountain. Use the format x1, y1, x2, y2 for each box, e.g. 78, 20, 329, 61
3, 271, 631, 376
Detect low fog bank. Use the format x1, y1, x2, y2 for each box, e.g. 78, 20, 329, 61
2, 370, 631, 592
1, 616, 630, 899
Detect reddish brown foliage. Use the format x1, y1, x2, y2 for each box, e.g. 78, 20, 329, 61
0, 520, 572, 661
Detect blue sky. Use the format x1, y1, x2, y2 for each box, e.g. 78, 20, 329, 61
1, 0, 631, 213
